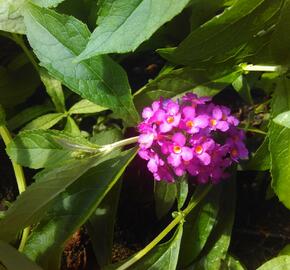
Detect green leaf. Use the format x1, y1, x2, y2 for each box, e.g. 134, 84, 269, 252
87, 180, 122, 268
64, 116, 81, 136
7, 103, 54, 130
222, 255, 246, 270
0, 0, 26, 34
69, 99, 107, 115
0, 0, 65, 34
22, 113, 65, 131
134, 67, 242, 111
274, 110, 290, 128
0, 147, 120, 242
257, 256, 290, 270
178, 184, 222, 268
270, 0, 290, 64
127, 224, 183, 270
32, 0, 66, 8
0, 105, 6, 126
244, 137, 270, 171
159, 0, 283, 66
0, 240, 43, 270
279, 245, 290, 256
76, 0, 191, 60
192, 179, 236, 270
189, 0, 235, 31
40, 69, 65, 113
86, 128, 123, 267
269, 77, 290, 209
176, 176, 188, 210
23, 148, 137, 270
7, 129, 99, 169
154, 181, 177, 220
24, 3, 139, 126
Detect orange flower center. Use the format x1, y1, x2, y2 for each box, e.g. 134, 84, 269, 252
173, 145, 182, 154
186, 120, 195, 128
231, 148, 238, 157
195, 145, 203, 155
210, 119, 217, 126
166, 116, 174, 124
222, 114, 227, 121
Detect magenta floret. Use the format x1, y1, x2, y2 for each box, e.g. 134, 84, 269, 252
137, 93, 248, 184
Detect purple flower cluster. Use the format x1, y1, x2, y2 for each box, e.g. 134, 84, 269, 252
137, 93, 248, 184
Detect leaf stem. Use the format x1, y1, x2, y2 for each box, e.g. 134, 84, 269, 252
117, 184, 212, 270
0, 125, 29, 250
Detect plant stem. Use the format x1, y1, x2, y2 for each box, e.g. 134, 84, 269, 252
0, 125, 29, 250
239, 127, 267, 135
117, 184, 212, 270
12, 34, 39, 72
102, 136, 139, 152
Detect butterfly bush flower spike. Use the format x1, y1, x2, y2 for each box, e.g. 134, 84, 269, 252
137, 93, 248, 184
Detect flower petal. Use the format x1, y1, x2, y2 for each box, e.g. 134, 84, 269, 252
181, 147, 193, 161
172, 132, 186, 146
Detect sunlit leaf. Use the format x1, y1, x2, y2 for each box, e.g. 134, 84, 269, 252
269, 76, 290, 209
76, 0, 191, 60
24, 3, 139, 126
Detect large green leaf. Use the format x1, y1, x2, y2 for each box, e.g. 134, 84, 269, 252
32, 0, 66, 7
270, 0, 290, 64
23, 148, 137, 270
191, 179, 236, 270
76, 0, 191, 60
86, 128, 123, 267
274, 110, 290, 128
189, 0, 235, 31
0, 0, 26, 34
134, 67, 242, 111
0, 0, 65, 34
257, 256, 290, 270
24, 4, 139, 126
0, 240, 43, 270
87, 180, 123, 268
154, 181, 177, 220
22, 113, 65, 131
159, 0, 283, 66
178, 184, 222, 268
269, 77, 290, 209
7, 129, 100, 169
0, 148, 120, 242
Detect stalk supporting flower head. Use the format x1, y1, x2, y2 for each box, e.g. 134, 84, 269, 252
137, 93, 248, 184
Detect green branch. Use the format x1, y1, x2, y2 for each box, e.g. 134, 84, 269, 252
0, 125, 29, 251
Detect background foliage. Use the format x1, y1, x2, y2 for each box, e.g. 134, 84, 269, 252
0, 0, 290, 269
